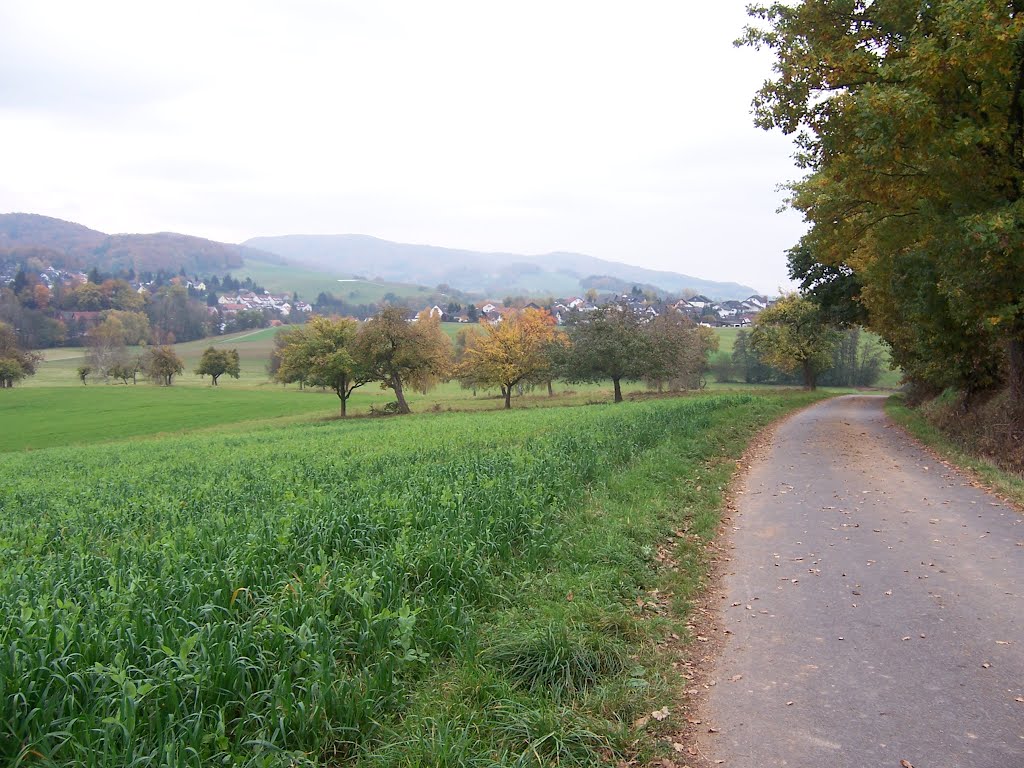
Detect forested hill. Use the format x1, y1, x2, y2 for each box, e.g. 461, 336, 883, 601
0, 213, 282, 275
244, 233, 759, 300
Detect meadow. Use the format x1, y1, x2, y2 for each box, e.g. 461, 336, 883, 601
0, 391, 824, 766
239, 259, 434, 305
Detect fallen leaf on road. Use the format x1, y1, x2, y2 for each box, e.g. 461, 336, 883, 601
981, 662, 992, 669
900, 761, 914, 768
729, 674, 743, 682
633, 715, 649, 729
651, 706, 670, 721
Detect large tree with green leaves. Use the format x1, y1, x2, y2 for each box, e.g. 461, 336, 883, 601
560, 305, 653, 403
195, 347, 241, 387
741, 1, 1024, 416
750, 295, 841, 390
353, 307, 452, 414
274, 316, 370, 416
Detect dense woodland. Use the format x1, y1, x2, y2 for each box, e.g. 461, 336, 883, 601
743, 0, 1024, 462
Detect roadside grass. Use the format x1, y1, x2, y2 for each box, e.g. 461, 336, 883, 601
0, 392, 826, 766
886, 396, 1024, 508
364, 390, 827, 766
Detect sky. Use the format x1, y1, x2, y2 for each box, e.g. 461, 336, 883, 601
0, 1, 806, 294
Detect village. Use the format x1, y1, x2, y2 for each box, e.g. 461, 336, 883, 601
421, 292, 772, 327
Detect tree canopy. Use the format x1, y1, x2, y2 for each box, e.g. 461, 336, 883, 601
750, 294, 841, 390
274, 317, 369, 416
0, 322, 42, 388
353, 307, 452, 414
456, 308, 566, 408
560, 305, 653, 403
195, 347, 241, 387
142, 346, 184, 386
741, 0, 1024, 415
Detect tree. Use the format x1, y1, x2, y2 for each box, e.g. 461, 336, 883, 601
818, 328, 887, 388
142, 346, 184, 386
86, 316, 128, 380
104, 310, 150, 345
354, 307, 452, 414
195, 347, 241, 387
560, 304, 652, 403
644, 310, 719, 391
456, 309, 566, 409
0, 322, 42, 388
274, 317, 370, 416
77, 364, 92, 385
750, 295, 841, 390
740, 0, 1024, 419
108, 361, 138, 385
731, 328, 779, 384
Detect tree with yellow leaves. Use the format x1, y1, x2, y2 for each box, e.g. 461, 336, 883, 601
456, 308, 566, 409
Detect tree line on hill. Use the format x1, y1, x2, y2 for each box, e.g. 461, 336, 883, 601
0, 262, 293, 351
741, 1, 1024, 446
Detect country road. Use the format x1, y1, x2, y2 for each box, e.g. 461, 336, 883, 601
698, 395, 1023, 768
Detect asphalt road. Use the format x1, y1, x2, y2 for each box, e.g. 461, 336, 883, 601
699, 395, 1023, 768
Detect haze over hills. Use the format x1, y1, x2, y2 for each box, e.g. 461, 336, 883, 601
244, 234, 761, 300
0, 213, 761, 301
0, 213, 281, 275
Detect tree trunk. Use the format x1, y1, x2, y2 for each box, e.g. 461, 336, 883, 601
547, 379, 553, 397
504, 384, 512, 409
212, 375, 219, 386
802, 360, 816, 390
613, 377, 623, 403
339, 393, 347, 418
392, 375, 411, 414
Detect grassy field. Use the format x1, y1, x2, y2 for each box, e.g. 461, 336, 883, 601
240, 258, 435, 304
0, 387, 341, 452
0, 390, 825, 766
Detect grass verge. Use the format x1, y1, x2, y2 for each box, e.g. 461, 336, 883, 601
363, 390, 828, 766
886, 395, 1024, 508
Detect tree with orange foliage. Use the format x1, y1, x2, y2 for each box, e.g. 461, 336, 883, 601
456, 308, 566, 409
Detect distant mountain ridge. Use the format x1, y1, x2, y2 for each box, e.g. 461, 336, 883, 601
0, 213, 282, 274
0, 214, 759, 300
244, 233, 759, 300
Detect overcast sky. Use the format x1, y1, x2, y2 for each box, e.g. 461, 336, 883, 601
0, 1, 805, 293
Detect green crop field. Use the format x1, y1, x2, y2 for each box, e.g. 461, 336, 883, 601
0, 391, 823, 766
0, 387, 340, 452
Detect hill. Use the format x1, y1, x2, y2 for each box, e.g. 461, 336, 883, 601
0, 213, 282, 275
244, 233, 759, 300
